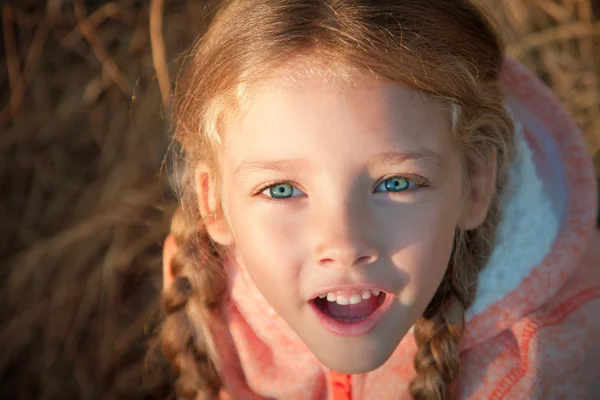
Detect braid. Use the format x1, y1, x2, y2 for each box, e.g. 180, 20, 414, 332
409, 277, 466, 400
160, 207, 228, 399
409, 203, 500, 400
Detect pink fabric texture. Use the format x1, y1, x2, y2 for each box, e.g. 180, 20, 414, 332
212, 58, 600, 399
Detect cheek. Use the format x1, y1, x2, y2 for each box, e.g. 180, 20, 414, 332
387, 195, 461, 306
231, 202, 306, 260
226, 197, 306, 303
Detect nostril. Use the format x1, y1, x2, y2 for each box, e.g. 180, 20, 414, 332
356, 254, 377, 265
318, 257, 335, 267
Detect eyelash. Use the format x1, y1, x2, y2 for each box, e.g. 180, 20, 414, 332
253, 174, 430, 204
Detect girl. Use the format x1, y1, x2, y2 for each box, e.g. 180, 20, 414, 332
159, 0, 600, 399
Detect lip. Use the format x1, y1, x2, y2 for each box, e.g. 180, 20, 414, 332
309, 292, 395, 337
307, 281, 396, 301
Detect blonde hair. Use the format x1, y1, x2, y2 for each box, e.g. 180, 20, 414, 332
159, 1, 515, 399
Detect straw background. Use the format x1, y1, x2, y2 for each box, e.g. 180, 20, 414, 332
0, 1, 598, 399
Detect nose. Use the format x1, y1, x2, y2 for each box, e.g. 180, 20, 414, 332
312, 201, 379, 269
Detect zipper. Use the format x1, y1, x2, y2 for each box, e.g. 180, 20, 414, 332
330, 371, 352, 400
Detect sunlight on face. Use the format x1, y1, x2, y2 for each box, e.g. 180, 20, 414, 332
220, 72, 466, 373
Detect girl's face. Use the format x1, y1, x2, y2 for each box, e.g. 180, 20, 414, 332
218, 73, 470, 373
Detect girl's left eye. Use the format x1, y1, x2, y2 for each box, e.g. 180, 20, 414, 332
374, 176, 418, 193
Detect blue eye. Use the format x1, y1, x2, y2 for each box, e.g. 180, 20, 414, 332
259, 175, 420, 202
263, 183, 302, 199
374, 176, 416, 193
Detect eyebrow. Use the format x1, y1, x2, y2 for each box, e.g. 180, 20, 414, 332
233, 148, 445, 183
233, 158, 307, 183
366, 149, 445, 169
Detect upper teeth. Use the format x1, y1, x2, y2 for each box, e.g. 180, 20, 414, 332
318, 289, 381, 305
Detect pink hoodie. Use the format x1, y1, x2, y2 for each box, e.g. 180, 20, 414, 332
213, 58, 600, 399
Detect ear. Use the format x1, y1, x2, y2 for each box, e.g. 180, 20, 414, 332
162, 234, 177, 289
195, 166, 234, 246
457, 150, 497, 231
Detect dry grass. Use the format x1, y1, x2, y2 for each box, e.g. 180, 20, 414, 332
0, 1, 598, 399
0, 1, 210, 398
477, 0, 600, 168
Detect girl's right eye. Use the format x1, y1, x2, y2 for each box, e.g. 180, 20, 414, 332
261, 183, 304, 199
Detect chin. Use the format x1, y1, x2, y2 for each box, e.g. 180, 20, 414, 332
294, 301, 414, 374
317, 349, 392, 374
308, 338, 398, 374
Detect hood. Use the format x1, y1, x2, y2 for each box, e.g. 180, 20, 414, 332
460, 57, 597, 350
218, 57, 598, 398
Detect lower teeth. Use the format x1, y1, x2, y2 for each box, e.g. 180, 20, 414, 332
333, 316, 368, 322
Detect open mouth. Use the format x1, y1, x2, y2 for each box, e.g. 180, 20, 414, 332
309, 289, 392, 336
312, 290, 386, 321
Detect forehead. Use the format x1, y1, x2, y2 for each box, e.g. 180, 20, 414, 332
222, 72, 453, 166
